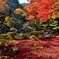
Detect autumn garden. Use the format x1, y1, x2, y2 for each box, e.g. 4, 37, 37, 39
0, 0, 59, 59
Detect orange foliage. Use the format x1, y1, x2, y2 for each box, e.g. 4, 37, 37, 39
0, 0, 7, 12
14, 8, 24, 14
27, 15, 35, 22
26, 0, 59, 22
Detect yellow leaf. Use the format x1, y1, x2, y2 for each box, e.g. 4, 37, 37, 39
5, 16, 12, 26
51, 15, 57, 19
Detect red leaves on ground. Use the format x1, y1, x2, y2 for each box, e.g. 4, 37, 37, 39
1, 37, 59, 59
12, 37, 59, 59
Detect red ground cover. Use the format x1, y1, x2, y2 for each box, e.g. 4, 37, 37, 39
14, 37, 59, 59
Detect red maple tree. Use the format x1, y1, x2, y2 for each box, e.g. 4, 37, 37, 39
25, 0, 58, 22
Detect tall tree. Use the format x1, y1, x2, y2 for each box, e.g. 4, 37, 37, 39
25, 0, 58, 22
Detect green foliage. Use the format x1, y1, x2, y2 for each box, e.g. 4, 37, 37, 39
49, 20, 59, 30
0, 32, 16, 38
11, 18, 21, 27
19, 33, 27, 39
0, 32, 16, 46
29, 35, 39, 41
14, 14, 27, 23
30, 31, 40, 36
28, 19, 59, 37
2, 24, 10, 32
0, 32, 18, 57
